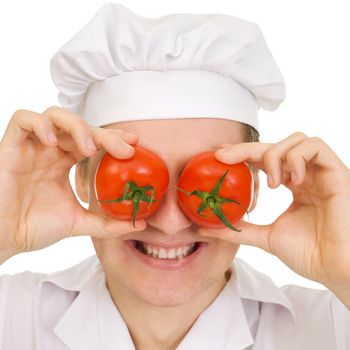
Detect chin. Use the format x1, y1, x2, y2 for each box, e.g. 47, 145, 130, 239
93, 236, 237, 308
118, 269, 221, 308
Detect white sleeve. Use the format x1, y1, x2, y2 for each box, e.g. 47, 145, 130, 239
330, 293, 350, 350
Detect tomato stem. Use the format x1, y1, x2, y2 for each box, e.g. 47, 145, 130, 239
175, 170, 249, 232
97, 181, 160, 227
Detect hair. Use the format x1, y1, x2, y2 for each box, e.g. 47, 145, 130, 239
241, 123, 260, 175
78, 123, 259, 181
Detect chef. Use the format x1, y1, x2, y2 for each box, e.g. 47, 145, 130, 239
0, 3, 349, 349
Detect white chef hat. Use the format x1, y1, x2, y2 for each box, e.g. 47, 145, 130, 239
50, 3, 285, 132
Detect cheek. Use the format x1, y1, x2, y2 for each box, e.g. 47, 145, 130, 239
91, 237, 105, 266
91, 237, 123, 267
210, 240, 239, 268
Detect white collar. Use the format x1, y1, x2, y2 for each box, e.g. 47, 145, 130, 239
233, 258, 296, 323
35, 255, 295, 349
36, 255, 136, 349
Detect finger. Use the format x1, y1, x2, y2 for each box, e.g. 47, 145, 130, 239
118, 131, 139, 145
56, 127, 139, 162
198, 220, 272, 253
286, 137, 344, 185
71, 207, 147, 239
218, 142, 233, 148
262, 132, 308, 188
42, 106, 139, 162
281, 163, 293, 186
92, 127, 138, 160
215, 132, 308, 188
1, 109, 59, 148
257, 164, 293, 188
215, 142, 272, 171
42, 106, 100, 159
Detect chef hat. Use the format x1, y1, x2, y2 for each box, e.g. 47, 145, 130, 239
50, 3, 285, 132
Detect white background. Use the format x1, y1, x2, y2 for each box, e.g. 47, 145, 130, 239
0, 0, 349, 291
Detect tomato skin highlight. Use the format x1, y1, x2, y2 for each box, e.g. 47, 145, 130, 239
94, 145, 169, 222
176, 151, 253, 230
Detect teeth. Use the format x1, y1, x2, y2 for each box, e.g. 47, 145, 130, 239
168, 248, 176, 259
137, 242, 197, 259
159, 248, 167, 259
147, 245, 152, 255
152, 248, 158, 258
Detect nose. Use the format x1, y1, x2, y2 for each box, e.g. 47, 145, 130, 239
146, 181, 194, 235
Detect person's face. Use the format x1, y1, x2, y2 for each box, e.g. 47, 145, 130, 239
76, 118, 258, 307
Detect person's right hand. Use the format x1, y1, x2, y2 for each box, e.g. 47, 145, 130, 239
0, 106, 147, 263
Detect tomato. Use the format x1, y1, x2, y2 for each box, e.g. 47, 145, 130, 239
176, 151, 253, 231
95, 145, 169, 226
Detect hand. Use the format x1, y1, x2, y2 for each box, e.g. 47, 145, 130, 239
198, 132, 350, 291
0, 106, 146, 263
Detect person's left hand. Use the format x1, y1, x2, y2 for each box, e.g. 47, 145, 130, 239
198, 132, 350, 295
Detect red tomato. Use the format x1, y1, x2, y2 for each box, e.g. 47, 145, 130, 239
95, 145, 169, 226
176, 151, 253, 231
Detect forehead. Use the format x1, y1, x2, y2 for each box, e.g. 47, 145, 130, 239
104, 118, 243, 165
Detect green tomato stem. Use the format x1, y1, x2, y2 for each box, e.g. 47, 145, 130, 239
97, 181, 159, 227
175, 170, 249, 232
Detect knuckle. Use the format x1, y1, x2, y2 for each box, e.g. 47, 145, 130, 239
43, 106, 91, 134
42, 105, 63, 116
286, 150, 298, 164
90, 125, 100, 133
309, 136, 323, 145
40, 114, 55, 130
12, 109, 43, 128
291, 131, 308, 139
263, 149, 279, 165
11, 109, 28, 120
73, 119, 92, 136
75, 117, 89, 129
103, 127, 124, 139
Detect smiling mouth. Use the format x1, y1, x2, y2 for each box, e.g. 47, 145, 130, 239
131, 240, 202, 259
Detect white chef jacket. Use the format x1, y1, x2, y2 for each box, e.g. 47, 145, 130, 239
0, 255, 349, 349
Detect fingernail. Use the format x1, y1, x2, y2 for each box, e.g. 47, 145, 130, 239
218, 147, 231, 153
123, 143, 134, 152
216, 148, 232, 157
268, 173, 275, 187
291, 171, 298, 184
47, 131, 57, 144
86, 135, 97, 151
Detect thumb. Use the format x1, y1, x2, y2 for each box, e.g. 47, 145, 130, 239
198, 220, 272, 252
70, 207, 147, 239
